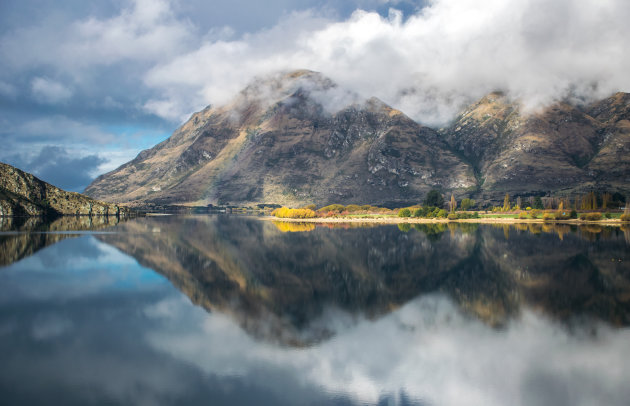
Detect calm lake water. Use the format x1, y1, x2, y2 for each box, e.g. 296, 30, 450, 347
1, 215, 629, 405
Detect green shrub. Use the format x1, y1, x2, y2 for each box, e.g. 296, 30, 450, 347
579, 212, 602, 221
569, 210, 578, 219
604, 212, 612, 219
345, 204, 361, 212
555, 211, 571, 220
529, 209, 541, 219
447, 213, 458, 220
398, 208, 411, 217
318, 204, 345, 213
412, 208, 423, 218
471, 211, 479, 218
436, 209, 448, 218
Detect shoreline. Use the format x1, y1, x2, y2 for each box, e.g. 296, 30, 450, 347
261, 216, 628, 226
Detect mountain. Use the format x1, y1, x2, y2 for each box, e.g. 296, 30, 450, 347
0, 162, 128, 217
583, 92, 630, 191
440, 91, 630, 200
85, 70, 476, 207
85, 70, 630, 206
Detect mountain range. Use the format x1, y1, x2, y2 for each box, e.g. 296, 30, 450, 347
85, 70, 630, 207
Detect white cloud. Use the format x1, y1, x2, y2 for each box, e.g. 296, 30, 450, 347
31, 77, 73, 103
2, 0, 630, 126
143, 0, 630, 125
0, 0, 193, 73
145, 294, 630, 406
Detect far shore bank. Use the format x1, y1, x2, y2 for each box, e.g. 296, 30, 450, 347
261, 216, 628, 226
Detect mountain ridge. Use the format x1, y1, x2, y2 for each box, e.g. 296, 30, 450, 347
85, 70, 630, 206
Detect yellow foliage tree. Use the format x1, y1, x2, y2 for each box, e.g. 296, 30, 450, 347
271, 207, 316, 219
503, 193, 511, 212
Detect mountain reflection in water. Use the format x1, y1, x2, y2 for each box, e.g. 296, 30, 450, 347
0, 215, 123, 266
1, 215, 630, 405
93, 216, 630, 345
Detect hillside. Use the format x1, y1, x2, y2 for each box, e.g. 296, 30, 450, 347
440, 92, 630, 200
85, 70, 630, 206
0, 162, 128, 217
85, 70, 475, 207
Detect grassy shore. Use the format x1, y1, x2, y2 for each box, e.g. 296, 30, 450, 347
262, 215, 627, 226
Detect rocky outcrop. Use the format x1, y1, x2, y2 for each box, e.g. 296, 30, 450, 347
85, 70, 476, 207
0, 162, 129, 217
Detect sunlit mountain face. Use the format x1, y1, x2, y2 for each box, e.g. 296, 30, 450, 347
85, 71, 630, 208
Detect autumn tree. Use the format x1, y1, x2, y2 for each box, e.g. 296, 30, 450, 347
450, 194, 457, 212
503, 193, 511, 212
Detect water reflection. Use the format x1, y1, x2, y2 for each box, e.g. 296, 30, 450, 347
1, 216, 629, 405
92, 217, 630, 345
0, 215, 124, 266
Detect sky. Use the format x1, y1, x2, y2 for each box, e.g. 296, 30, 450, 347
1, 0, 629, 192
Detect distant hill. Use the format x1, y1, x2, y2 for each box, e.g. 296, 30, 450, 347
85, 70, 630, 206
0, 162, 128, 217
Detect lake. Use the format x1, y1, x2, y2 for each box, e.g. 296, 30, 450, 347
1, 215, 629, 405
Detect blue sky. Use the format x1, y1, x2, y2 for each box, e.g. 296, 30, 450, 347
1, 0, 628, 192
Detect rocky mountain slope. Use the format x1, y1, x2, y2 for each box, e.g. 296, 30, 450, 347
85, 70, 630, 206
0, 162, 128, 217
85, 70, 476, 207
440, 92, 630, 200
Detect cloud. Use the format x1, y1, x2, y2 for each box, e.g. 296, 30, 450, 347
31, 77, 73, 104
14, 115, 115, 144
3, 146, 106, 192
0, 0, 193, 73
143, 0, 630, 125
145, 294, 630, 406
